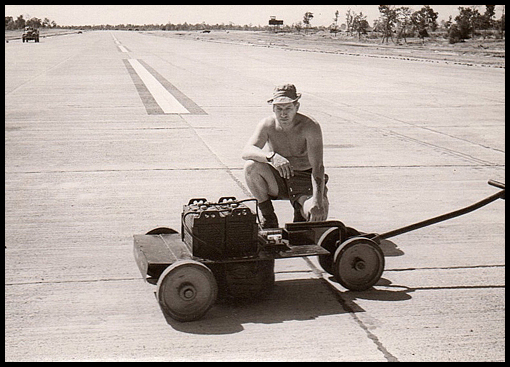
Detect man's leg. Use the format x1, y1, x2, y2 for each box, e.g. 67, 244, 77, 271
244, 160, 280, 228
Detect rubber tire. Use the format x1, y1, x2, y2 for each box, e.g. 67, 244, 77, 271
156, 260, 218, 322
317, 227, 343, 275
333, 237, 384, 291
146, 227, 178, 235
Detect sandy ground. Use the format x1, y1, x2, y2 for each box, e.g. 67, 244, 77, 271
145, 30, 505, 68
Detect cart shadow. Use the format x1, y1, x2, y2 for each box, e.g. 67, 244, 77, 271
378, 238, 404, 257
160, 239, 405, 335
160, 277, 352, 334
339, 277, 415, 302
161, 275, 412, 335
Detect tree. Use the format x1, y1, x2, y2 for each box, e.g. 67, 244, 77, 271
452, 6, 480, 41
497, 5, 505, 38
480, 5, 496, 38
331, 10, 340, 36
396, 6, 412, 43
15, 15, 25, 29
377, 5, 399, 44
26, 17, 42, 28
303, 12, 313, 33
352, 12, 369, 40
294, 21, 302, 33
410, 5, 438, 44
345, 9, 354, 35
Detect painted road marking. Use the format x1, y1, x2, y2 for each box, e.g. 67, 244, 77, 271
115, 32, 205, 115
127, 59, 190, 114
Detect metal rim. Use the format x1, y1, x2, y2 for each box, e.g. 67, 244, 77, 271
156, 260, 217, 322
317, 227, 342, 275
333, 237, 384, 291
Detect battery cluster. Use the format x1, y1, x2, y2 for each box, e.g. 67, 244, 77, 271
181, 197, 259, 260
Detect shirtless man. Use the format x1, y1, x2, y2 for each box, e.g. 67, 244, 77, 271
242, 84, 329, 228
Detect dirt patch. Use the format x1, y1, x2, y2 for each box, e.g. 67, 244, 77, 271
144, 30, 505, 69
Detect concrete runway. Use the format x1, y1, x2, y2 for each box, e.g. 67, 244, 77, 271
5, 31, 505, 361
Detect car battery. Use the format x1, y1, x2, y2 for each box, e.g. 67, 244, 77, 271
181, 197, 258, 260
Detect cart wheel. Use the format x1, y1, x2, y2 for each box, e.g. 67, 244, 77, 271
146, 227, 178, 235
156, 260, 218, 322
333, 237, 384, 291
317, 227, 343, 275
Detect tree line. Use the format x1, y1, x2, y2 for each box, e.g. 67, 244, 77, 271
5, 14, 57, 29
5, 5, 505, 44
371, 5, 505, 44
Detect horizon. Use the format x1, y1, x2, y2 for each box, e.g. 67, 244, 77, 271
5, 5, 503, 28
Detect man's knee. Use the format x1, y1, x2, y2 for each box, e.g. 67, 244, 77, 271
244, 159, 266, 177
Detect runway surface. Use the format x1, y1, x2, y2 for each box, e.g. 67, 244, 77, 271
5, 30, 505, 361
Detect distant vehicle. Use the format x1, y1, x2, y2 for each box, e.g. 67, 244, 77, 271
22, 26, 39, 43
202, 30, 211, 33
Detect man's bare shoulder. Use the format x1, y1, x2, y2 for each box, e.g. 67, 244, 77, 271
258, 115, 277, 129
297, 113, 321, 132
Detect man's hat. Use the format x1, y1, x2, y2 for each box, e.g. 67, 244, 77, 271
267, 84, 301, 104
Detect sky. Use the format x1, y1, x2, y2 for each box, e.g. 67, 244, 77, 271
4, 5, 503, 27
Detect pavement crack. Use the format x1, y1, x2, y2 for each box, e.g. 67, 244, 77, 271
302, 257, 399, 362
5, 277, 141, 286
177, 115, 252, 198
385, 264, 505, 272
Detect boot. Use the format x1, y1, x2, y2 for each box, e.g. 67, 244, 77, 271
259, 200, 279, 228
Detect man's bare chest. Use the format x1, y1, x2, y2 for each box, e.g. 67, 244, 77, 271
268, 130, 307, 157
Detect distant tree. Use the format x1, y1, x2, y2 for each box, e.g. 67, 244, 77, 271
5, 16, 13, 28
442, 15, 453, 31
26, 17, 42, 28
411, 5, 438, 44
396, 6, 412, 43
294, 21, 303, 33
345, 9, 354, 35
377, 5, 399, 44
303, 12, 313, 33
15, 15, 25, 29
480, 5, 496, 38
352, 12, 369, 39
452, 6, 480, 41
497, 5, 505, 38
331, 9, 340, 36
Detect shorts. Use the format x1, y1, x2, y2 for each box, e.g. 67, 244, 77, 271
268, 166, 329, 207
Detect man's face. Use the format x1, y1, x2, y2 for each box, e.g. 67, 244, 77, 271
273, 102, 299, 127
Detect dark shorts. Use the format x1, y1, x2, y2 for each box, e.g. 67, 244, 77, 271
268, 166, 329, 207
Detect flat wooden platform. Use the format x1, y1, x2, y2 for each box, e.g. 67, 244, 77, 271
133, 231, 330, 280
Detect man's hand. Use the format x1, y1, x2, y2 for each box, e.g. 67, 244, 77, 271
304, 196, 329, 222
270, 153, 294, 179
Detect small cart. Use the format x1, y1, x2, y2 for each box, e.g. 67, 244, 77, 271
133, 180, 504, 322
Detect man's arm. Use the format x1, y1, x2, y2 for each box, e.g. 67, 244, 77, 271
242, 118, 294, 179
242, 119, 270, 162
306, 121, 327, 221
